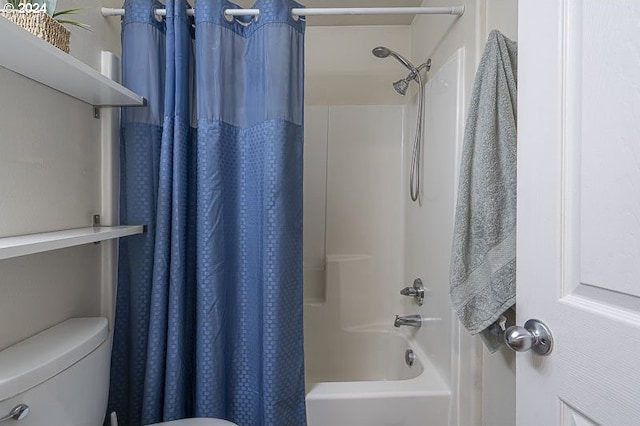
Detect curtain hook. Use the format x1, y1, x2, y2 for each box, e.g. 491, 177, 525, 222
152, 5, 164, 23
222, 8, 235, 23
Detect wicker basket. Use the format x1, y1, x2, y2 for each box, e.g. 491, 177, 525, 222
0, 11, 70, 53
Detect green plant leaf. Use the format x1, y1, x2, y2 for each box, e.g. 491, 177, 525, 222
52, 7, 83, 17
52, 7, 90, 31
55, 19, 91, 31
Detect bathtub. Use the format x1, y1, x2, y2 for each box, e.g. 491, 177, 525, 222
304, 255, 451, 426
304, 328, 451, 426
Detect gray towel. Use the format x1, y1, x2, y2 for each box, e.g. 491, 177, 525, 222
449, 30, 518, 353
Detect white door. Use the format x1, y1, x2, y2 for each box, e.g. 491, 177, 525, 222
517, 1, 640, 425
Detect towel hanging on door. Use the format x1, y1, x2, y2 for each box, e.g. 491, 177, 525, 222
449, 30, 518, 353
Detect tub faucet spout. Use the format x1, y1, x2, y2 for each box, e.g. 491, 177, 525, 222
394, 314, 422, 328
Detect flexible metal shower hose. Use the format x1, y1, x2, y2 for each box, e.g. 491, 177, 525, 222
410, 72, 425, 204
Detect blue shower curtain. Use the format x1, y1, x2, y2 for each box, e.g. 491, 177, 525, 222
107, 1, 306, 425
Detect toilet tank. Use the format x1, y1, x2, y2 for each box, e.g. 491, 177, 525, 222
0, 318, 110, 426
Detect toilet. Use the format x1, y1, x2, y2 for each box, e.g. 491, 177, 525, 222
0, 317, 237, 426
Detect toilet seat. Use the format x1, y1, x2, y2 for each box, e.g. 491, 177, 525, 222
150, 418, 238, 426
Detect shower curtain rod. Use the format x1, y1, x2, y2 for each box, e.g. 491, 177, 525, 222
101, 6, 465, 18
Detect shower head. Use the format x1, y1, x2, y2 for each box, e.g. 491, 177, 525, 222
371, 46, 417, 73
372, 46, 392, 58
373, 46, 431, 97
393, 79, 410, 96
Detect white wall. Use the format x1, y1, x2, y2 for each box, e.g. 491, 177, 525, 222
409, 1, 518, 425
305, 25, 411, 106
303, 104, 405, 326
303, 26, 411, 311
0, 0, 122, 350
303, 106, 329, 302
325, 105, 405, 325
402, 48, 467, 425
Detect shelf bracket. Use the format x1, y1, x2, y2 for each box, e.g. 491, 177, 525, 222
93, 106, 101, 119
93, 215, 101, 244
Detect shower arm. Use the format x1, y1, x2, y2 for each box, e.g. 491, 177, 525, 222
415, 62, 431, 73
406, 60, 432, 85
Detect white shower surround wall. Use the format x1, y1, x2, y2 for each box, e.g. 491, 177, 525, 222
303, 104, 406, 322
302, 42, 465, 424
403, 50, 465, 422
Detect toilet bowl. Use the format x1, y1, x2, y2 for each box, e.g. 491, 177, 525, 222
0, 317, 237, 426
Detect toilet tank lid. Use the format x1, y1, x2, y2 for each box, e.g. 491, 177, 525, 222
0, 317, 108, 402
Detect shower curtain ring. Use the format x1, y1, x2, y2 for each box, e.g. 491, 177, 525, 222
222, 8, 235, 23
152, 5, 164, 22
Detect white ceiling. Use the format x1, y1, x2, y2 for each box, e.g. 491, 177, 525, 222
234, 0, 425, 26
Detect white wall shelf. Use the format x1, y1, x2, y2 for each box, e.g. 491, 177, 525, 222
0, 17, 145, 107
0, 226, 144, 260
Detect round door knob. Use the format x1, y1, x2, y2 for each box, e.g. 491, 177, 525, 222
504, 319, 553, 356
504, 326, 534, 351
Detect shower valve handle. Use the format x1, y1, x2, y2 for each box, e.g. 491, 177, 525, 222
400, 278, 425, 306
0, 404, 30, 423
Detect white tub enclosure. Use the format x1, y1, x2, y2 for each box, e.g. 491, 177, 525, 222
302, 23, 466, 424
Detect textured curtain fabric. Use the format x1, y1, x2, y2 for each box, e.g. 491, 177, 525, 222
107, 1, 306, 425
